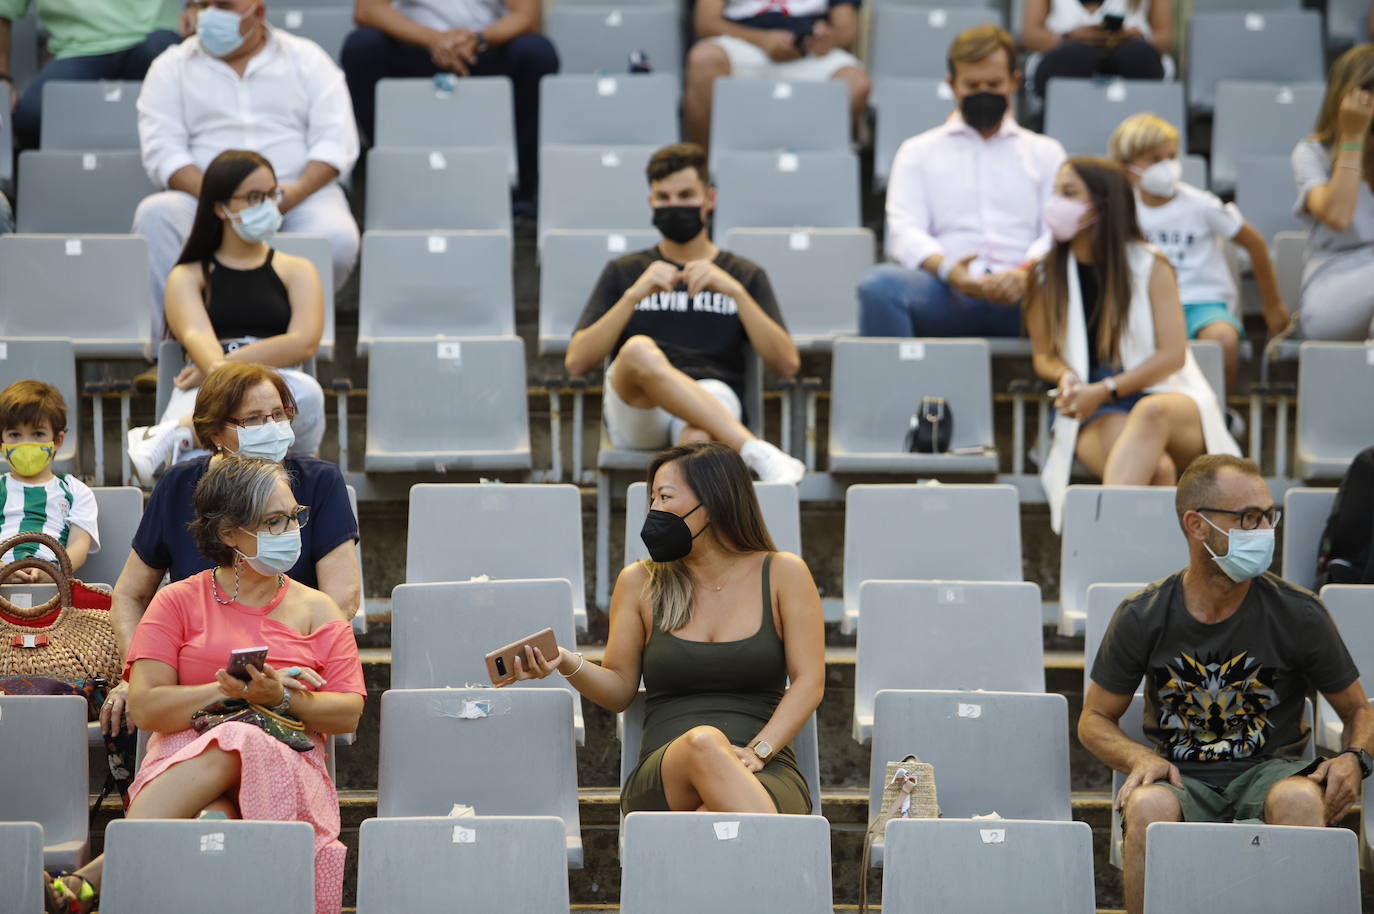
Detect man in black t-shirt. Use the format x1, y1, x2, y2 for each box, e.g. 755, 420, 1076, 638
1081, 454, 1374, 914
566, 143, 804, 483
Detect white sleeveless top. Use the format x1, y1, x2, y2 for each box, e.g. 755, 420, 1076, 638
1040, 242, 1239, 532
1043, 0, 1153, 38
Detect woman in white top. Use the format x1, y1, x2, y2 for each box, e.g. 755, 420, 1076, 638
1026, 157, 1239, 532
1021, 0, 1173, 103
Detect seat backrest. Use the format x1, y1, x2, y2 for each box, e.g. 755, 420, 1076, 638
0, 235, 152, 358
364, 147, 511, 233
1143, 822, 1358, 913
272, 233, 336, 361
844, 485, 1022, 610
873, 77, 955, 189
0, 697, 88, 857
100, 820, 315, 914
871, 6, 1006, 78
1298, 342, 1374, 477
620, 813, 832, 914
1211, 81, 1324, 192
1181, 154, 1207, 188
1186, 11, 1323, 112
713, 151, 860, 240
882, 819, 1096, 913
0, 822, 43, 913
1273, 230, 1306, 309
1045, 77, 1187, 157
538, 229, 661, 354
265, 7, 353, 60
1319, 585, 1374, 678
357, 230, 514, 353
1328, 0, 1368, 44
1188, 339, 1226, 402
723, 228, 874, 348
0, 96, 12, 193
547, 6, 683, 76
709, 77, 849, 166
40, 80, 141, 150
356, 816, 570, 914
869, 689, 1072, 819
624, 480, 801, 564
1083, 582, 1147, 693
0, 338, 78, 471
1234, 155, 1304, 242
406, 483, 585, 611
374, 77, 516, 180
80, 487, 143, 586
539, 144, 658, 237
539, 73, 679, 147
16, 150, 157, 233
1281, 488, 1338, 591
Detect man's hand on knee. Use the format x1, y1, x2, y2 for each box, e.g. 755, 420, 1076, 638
1116, 755, 1183, 810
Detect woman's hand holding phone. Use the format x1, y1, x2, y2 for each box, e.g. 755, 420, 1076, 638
500, 644, 572, 685
214, 661, 291, 705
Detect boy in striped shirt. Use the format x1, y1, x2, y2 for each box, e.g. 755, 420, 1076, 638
0, 380, 99, 582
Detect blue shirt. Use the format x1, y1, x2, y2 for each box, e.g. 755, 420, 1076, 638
130, 455, 358, 588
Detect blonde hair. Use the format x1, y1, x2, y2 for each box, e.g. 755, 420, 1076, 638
1313, 44, 1374, 146
1108, 112, 1179, 163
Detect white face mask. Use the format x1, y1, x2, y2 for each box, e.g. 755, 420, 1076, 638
231, 419, 294, 463
1136, 159, 1182, 198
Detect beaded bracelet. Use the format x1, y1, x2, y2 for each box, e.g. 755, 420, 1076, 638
1339, 141, 1366, 152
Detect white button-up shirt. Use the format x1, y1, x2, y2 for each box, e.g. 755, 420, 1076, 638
395, 0, 505, 31
137, 28, 359, 188
885, 113, 1066, 275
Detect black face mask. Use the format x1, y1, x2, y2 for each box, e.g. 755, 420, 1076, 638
640, 503, 707, 563
960, 91, 1008, 132
653, 205, 706, 244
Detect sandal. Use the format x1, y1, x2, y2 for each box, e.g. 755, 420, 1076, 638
42, 870, 97, 914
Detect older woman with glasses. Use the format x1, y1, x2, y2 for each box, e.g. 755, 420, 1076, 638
127, 148, 327, 484
103, 362, 360, 737
44, 454, 365, 914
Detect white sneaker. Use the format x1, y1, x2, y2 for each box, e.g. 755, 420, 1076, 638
739, 439, 805, 485
127, 422, 186, 485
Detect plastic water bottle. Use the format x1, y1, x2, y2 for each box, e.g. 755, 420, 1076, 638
628, 49, 652, 74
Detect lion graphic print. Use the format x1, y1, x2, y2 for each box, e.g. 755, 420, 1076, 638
1154, 650, 1278, 763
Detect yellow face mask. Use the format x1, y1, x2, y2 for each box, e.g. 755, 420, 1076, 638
4, 442, 56, 477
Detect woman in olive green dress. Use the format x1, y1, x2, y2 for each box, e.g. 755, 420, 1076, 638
510, 441, 825, 814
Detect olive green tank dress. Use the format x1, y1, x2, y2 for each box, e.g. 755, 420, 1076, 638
620, 553, 811, 815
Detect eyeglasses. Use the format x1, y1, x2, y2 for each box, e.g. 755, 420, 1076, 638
1197, 506, 1282, 530
225, 406, 297, 428
259, 505, 310, 535
230, 187, 285, 207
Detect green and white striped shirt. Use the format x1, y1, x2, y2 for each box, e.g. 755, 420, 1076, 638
0, 473, 100, 564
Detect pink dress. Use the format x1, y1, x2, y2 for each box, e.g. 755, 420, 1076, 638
123, 570, 366, 914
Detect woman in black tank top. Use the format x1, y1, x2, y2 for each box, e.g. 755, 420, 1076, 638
126, 150, 327, 483
507, 442, 825, 814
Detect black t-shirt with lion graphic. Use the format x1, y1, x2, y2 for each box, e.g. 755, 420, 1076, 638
1092, 571, 1358, 788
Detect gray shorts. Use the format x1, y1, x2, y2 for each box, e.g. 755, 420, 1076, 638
602, 365, 741, 451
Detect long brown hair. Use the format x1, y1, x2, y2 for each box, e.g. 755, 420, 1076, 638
177, 149, 276, 266
1027, 156, 1143, 366
1312, 44, 1374, 146
642, 442, 776, 632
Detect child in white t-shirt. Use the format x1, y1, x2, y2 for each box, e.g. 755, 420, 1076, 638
0, 380, 99, 582
1109, 113, 1289, 391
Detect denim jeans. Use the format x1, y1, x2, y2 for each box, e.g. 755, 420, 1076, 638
857, 263, 1023, 337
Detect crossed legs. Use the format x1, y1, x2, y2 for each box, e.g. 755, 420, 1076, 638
1075, 393, 1206, 487
659, 725, 776, 813
608, 335, 753, 449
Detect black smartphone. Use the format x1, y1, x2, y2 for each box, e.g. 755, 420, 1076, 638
1102, 14, 1124, 32
226, 646, 269, 682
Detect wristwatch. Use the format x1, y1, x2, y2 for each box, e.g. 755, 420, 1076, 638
474, 30, 488, 53
1340, 748, 1373, 779
751, 740, 773, 762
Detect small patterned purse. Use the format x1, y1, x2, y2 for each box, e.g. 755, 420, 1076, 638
859, 754, 940, 914
191, 697, 315, 752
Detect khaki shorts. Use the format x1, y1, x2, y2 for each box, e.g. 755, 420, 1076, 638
706, 34, 861, 82
1128, 757, 1322, 828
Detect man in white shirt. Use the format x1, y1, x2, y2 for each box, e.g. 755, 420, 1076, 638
133, 0, 360, 342
857, 24, 1064, 338
342, 0, 557, 212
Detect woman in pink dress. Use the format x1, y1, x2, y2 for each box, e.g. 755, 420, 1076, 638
43, 455, 365, 914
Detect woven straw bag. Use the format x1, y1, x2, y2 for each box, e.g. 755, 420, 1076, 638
0, 532, 120, 701
859, 754, 939, 914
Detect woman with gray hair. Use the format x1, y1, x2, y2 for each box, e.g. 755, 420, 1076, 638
43, 455, 365, 914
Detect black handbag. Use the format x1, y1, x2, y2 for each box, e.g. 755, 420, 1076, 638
904, 396, 952, 454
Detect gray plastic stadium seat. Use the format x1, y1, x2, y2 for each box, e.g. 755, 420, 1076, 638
0, 696, 88, 869
538, 229, 660, 354
406, 483, 587, 632
540, 73, 679, 147
1212, 81, 1324, 194
270, 233, 336, 361
828, 338, 998, 475
16, 150, 157, 233
547, 6, 683, 76
39, 80, 140, 149
1194, 0, 1302, 7
882, 819, 1096, 914
709, 77, 849, 167
1280, 487, 1337, 591
0, 822, 44, 914
1328, 0, 1369, 47
0, 103, 12, 195
842, 484, 1021, 633
623, 480, 801, 565
1315, 585, 1374, 750
390, 578, 585, 743
873, 77, 954, 189
266, 7, 353, 61
1181, 154, 1207, 189
1058, 485, 1187, 636
867, 690, 1071, 865
356, 230, 513, 355
81, 487, 144, 585
363, 337, 531, 472
1186, 11, 1323, 113
1083, 581, 1145, 694
378, 688, 583, 866
100, 820, 315, 914
364, 147, 511, 233
374, 77, 515, 182
1144, 823, 1359, 914
0, 235, 152, 358
1296, 342, 1374, 481
356, 816, 570, 914
853, 580, 1044, 744
1045, 78, 1186, 157
724, 228, 874, 350
620, 813, 832, 914
712, 151, 860, 241
0, 339, 78, 472
1234, 156, 1304, 242
871, 6, 1005, 79
1189, 339, 1226, 402
538, 144, 657, 239
8, 8, 38, 93
1274, 230, 1306, 309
